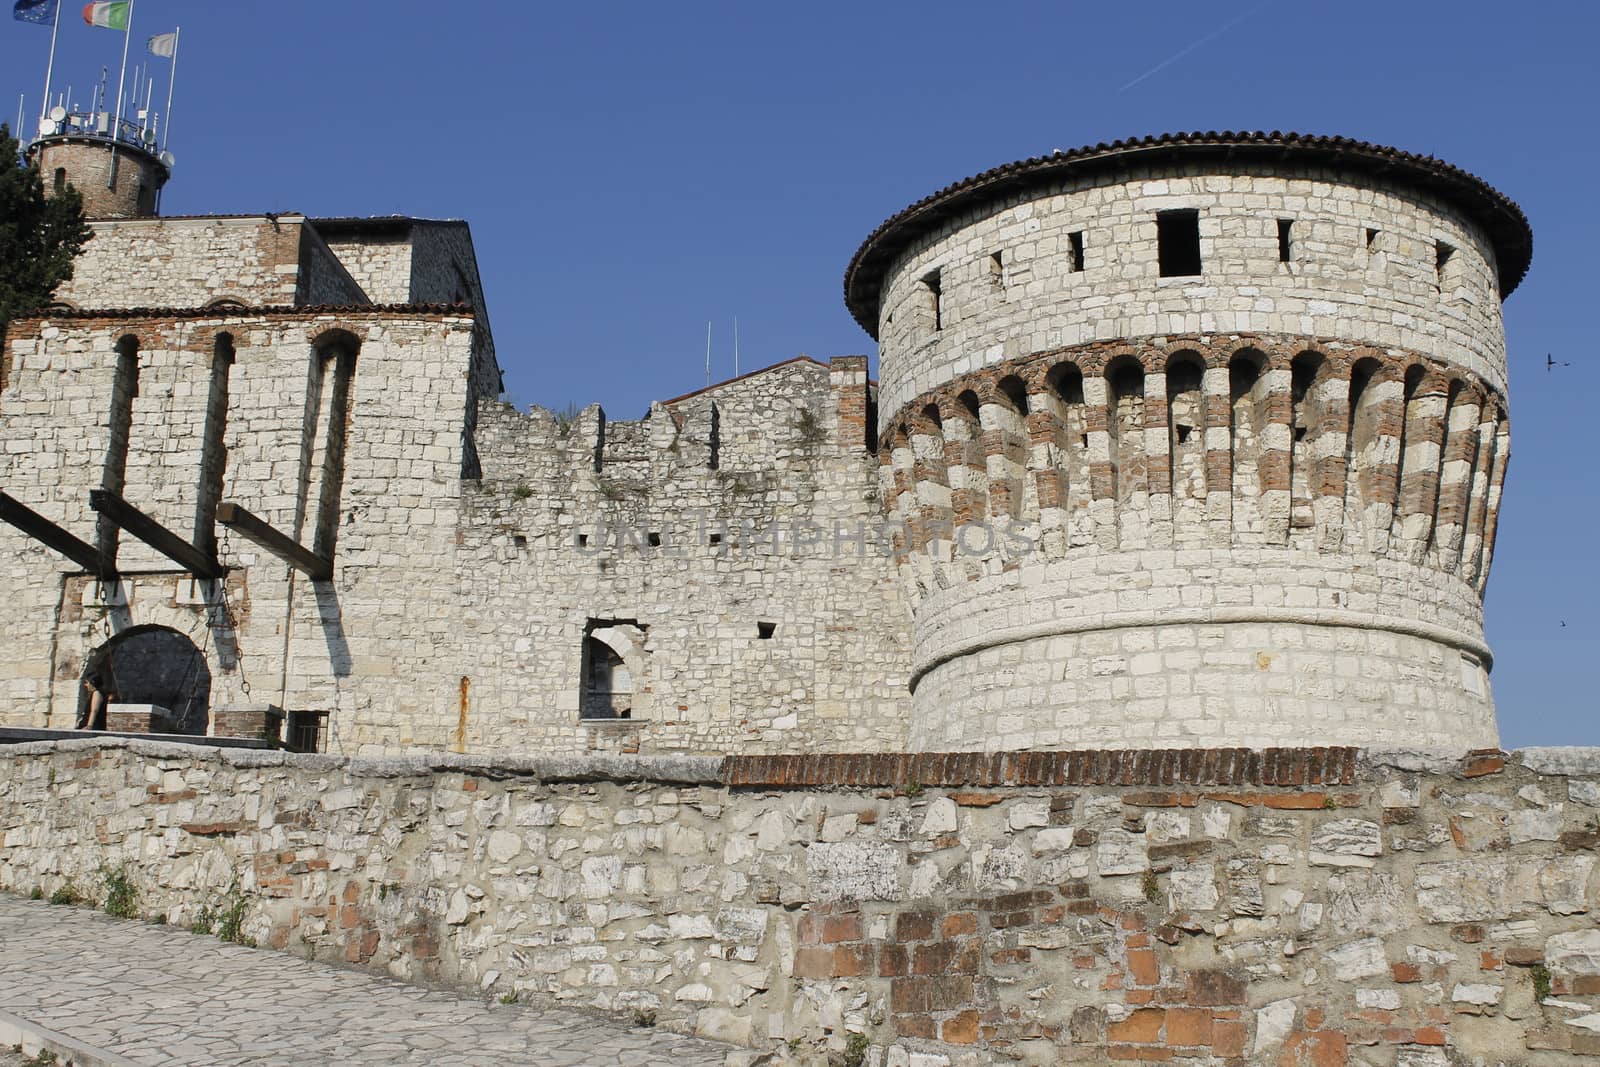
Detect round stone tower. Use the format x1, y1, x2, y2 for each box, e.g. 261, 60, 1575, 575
29, 128, 168, 218
845, 131, 1532, 753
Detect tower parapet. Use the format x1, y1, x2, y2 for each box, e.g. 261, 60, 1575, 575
845, 131, 1532, 753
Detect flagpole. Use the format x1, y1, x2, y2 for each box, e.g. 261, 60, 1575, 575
109, 0, 135, 187
39, 0, 63, 138
161, 26, 179, 152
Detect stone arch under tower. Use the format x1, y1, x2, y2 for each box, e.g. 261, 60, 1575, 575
78, 624, 211, 736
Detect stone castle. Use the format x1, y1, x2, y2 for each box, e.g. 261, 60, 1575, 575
0, 129, 1531, 757
11, 125, 1600, 1067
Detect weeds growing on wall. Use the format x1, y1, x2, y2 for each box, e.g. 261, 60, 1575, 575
192, 883, 255, 946
839, 1032, 870, 1067
794, 407, 826, 445
47, 882, 80, 906
100, 864, 138, 919
551, 402, 581, 437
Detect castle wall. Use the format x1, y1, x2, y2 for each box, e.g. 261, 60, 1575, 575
875, 164, 1506, 419
54, 216, 311, 310
316, 231, 413, 304
455, 356, 912, 755
0, 309, 478, 740
2, 739, 1596, 1065
294, 226, 370, 306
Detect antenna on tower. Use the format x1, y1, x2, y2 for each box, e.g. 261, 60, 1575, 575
705, 321, 712, 387
733, 316, 739, 377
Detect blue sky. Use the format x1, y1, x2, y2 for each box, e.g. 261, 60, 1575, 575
4, 1, 1593, 746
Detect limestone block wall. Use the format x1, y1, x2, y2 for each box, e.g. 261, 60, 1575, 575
0, 309, 478, 741
871, 165, 1508, 418
54, 216, 313, 310
851, 137, 1526, 753
456, 356, 911, 755
2, 738, 1597, 1066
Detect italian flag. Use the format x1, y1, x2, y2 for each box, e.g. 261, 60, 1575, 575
82, 1, 128, 29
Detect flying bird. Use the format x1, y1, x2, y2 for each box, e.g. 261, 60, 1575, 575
1547, 354, 1570, 372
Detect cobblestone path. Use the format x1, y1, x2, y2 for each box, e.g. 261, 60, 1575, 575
0, 896, 733, 1066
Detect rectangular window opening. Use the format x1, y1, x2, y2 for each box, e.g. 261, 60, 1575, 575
989, 251, 1004, 287
286, 710, 327, 754
757, 621, 777, 640
1366, 227, 1379, 249
1435, 241, 1455, 290
708, 532, 723, 546
646, 531, 662, 548
1068, 231, 1085, 272
1156, 210, 1201, 277
1277, 219, 1294, 263
922, 269, 942, 332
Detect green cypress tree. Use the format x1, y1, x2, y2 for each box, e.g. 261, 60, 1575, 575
0, 124, 92, 343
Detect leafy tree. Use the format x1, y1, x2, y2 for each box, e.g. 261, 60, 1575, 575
0, 123, 92, 341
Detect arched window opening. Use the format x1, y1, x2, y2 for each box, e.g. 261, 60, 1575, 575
921, 403, 943, 432
77, 625, 211, 736
98, 335, 141, 564
1107, 359, 1147, 506
1289, 352, 1325, 531
957, 390, 981, 423
194, 334, 234, 555
997, 375, 1029, 416
1345, 358, 1382, 514
300, 332, 358, 561
1228, 350, 1268, 537
1167, 355, 1206, 510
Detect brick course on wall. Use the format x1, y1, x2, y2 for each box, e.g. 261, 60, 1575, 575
2, 738, 1596, 1065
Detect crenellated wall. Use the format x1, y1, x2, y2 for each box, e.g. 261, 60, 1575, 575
454, 355, 911, 756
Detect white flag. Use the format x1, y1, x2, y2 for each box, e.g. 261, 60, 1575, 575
147, 32, 177, 58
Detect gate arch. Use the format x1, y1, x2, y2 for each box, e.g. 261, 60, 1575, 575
78, 625, 211, 735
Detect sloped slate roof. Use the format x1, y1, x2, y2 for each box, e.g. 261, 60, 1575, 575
843, 131, 1534, 338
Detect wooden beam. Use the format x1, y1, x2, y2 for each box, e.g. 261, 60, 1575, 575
215, 502, 332, 580
0, 491, 110, 577
88, 489, 223, 579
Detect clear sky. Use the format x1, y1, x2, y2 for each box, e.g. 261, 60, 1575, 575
3, 1, 1593, 747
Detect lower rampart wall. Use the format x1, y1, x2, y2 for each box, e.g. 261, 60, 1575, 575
2, 739, 1597, 1066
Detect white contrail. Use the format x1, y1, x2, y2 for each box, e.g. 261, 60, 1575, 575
1119, 0, 1278, 93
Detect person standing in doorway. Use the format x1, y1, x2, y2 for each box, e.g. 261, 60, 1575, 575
77, 662, 118, 730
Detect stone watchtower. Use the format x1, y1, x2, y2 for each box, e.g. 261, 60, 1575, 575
28, 108, 170, 218
845, 131, 1532, 753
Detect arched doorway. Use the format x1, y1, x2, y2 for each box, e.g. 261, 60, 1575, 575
78, 625, 211, 735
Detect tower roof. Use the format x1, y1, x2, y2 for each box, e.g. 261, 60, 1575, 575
843, 131, 1534, 338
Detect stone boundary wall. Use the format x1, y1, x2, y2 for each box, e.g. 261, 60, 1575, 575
2, 738, 1597, 1066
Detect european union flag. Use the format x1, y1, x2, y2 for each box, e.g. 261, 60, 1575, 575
12, 0, 59, 25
